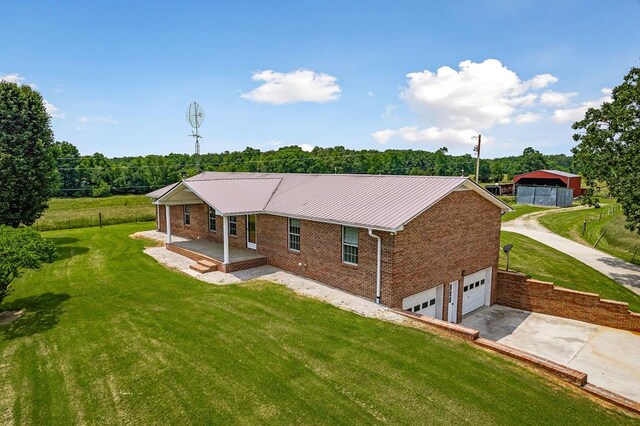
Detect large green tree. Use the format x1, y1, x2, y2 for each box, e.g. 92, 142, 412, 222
0, 225, 56, 306
572, 66, 640, 233
0, 82, 58, 226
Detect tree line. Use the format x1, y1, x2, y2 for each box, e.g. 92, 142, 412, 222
52, 142, 575, 197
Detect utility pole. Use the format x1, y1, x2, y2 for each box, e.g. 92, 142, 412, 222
472, 134, 481, 182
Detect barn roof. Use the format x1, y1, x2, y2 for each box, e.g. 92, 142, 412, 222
515, 169, 580, 179
148, 172, 512, 231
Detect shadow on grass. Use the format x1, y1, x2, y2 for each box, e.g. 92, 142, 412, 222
54, 245, 90, 262
47, 237, 79, 245
45, 237, 90, 262
0, 293, 70, 340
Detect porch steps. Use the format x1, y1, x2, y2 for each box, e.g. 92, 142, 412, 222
189, 259, 219, 274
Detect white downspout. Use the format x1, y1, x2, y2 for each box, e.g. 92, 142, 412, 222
368, 229, 382, 304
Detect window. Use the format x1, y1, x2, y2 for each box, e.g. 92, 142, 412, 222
288, 218, 300, 251
184, 205, 191, 225
342, 226, 359, 265
208, 207, 216, 232
229, 216, 237, 236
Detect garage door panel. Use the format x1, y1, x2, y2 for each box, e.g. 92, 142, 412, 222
402, 286, 442, 319
462, 268, 491, 316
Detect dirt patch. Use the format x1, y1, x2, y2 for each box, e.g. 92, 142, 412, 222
0, 310, 23, 325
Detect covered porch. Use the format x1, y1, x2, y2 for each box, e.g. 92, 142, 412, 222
166, 238, 267, 273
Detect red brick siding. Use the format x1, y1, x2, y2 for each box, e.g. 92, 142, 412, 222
255, 215, 394, 303
391, 190, 501, 321
497, 270, 640, 332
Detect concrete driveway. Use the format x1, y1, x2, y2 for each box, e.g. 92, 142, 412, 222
462, 305, 640, 402
502, 210, 640, 294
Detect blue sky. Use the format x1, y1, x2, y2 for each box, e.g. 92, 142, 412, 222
2, 0, 639, 158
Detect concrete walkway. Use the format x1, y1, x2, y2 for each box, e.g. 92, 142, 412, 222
502, 210, 640, 295
463, 305, 640, 402
132, 230, 406, 324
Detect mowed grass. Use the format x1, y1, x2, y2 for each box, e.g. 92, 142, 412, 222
500, 231, 640, 312
501, 203, 555, 222
539, 204, 640, 265
33, 195, 155, 231
0, 225, 636, 424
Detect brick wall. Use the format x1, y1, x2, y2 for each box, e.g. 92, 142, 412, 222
255, 215, 394, 304
497, 270, 640, 332
392, 190, 501, 321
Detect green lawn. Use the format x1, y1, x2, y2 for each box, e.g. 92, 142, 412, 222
501, 203, 555, 222
538, 204, 640, 265
0, 224, 635, 424
500, 231, 640, 312
33, 195, 155, 231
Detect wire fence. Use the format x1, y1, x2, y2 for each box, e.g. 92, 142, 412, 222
582, 205, 640, 262
33, 211, 156, 232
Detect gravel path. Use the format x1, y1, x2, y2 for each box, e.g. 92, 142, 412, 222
503, 210, 640, 294
132, 231, 406, 324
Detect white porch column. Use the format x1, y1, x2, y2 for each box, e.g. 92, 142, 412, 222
223, 215, 230, 264
156, 205, 160, 230
165, 205, 172, 244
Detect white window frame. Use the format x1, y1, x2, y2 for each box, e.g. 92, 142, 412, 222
288, 218, 300, 252
208, 206, 216, 232
342, 226, 359, 265
228, 216, 237, 236
184, 205, 191, 226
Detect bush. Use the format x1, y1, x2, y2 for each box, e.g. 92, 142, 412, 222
0, 226, 57, 306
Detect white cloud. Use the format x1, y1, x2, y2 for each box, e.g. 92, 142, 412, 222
367, 91, 375, 97
0, 73, 24, 84
241, 69, 341, 104
552, 87, 612, 123
75, 115, 119, 130
514, 112, 542, 124
44, 99, 64, 118
298, 143, 315, 152
374, 59, 562, 147
540, 90, 577, 106
372, 126, 477, 146
401, 59, 558, 130
526, 73, 558, 89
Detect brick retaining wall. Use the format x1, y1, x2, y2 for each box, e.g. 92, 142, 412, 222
496, 270, 640, 332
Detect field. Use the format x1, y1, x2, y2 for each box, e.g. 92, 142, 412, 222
539, 204, 640, 265
500, 231, 640, 312
0, 223, 635, 424
33, 195, 155, 231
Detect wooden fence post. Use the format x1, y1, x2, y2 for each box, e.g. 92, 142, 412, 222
99, 212, 103, 228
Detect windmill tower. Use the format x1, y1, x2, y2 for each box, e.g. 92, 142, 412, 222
186, 101, 205, 172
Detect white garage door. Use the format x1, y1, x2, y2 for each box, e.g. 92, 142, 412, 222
402, 286, 443, 319
462, 268, 491, 315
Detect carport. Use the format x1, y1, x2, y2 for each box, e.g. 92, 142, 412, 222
462, 305, 640, 403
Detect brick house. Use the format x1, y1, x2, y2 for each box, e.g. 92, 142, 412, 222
147, 172, 511, 323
